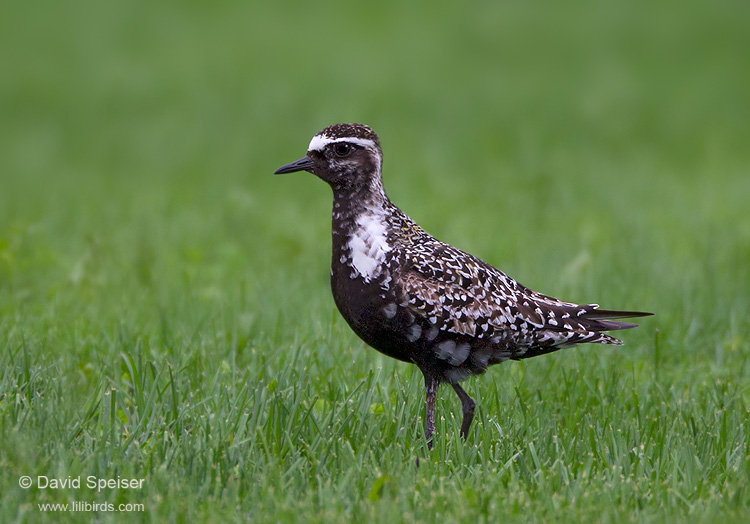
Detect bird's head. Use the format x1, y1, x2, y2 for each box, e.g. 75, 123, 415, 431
274, 123, 383, 190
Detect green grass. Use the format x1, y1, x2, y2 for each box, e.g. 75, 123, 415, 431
2, 0, 750, 522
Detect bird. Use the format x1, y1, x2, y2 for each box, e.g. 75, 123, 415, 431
274, 123, 652, 448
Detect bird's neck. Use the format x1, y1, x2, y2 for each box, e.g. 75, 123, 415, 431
330, 176, 390, 232
330, 176, 395, 274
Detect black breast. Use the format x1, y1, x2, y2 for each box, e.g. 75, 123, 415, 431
330, 250, 417, 363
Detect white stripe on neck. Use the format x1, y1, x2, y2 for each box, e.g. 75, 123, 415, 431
308, 134, 377, 152
347, 210, 391, 281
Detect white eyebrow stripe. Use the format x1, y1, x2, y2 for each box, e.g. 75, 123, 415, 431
308, 134, 377, 152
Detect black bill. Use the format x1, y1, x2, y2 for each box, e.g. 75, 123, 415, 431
274, 156, 314, 174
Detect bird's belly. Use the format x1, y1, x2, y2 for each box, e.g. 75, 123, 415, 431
330, 268, 414, 363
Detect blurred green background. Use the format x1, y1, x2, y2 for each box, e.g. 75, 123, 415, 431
2, 0, 748, 344
2, 0, 749, 522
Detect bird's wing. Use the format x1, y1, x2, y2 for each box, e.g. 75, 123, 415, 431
395, 241, 646, 353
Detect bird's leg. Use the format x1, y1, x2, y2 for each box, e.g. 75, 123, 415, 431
424, 375, 439, 449
451, 383, 476, 440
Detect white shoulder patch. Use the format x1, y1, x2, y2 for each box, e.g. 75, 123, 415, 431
347, 211, 391, 281
308, 134, 377, 152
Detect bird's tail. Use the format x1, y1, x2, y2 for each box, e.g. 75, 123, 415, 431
582, 308, 653, 331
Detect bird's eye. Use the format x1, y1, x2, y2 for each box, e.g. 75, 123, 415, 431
333, 143, 353, 157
